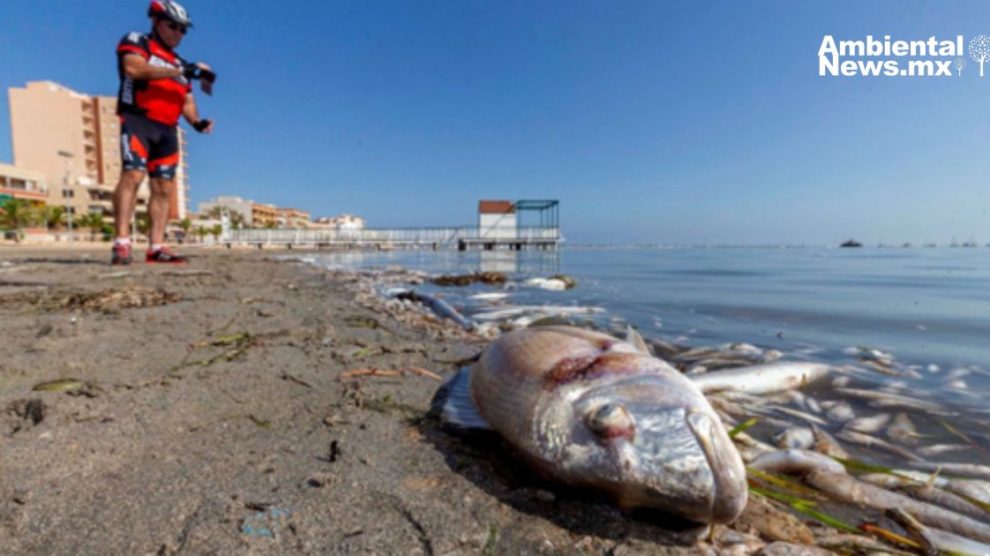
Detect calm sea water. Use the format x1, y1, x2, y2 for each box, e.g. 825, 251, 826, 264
305, 246, 990, 413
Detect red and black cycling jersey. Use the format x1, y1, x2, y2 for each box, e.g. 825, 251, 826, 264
116, 32, 191, 126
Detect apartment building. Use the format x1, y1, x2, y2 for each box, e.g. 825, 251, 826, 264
0, 163, 49, 208
8, 81, 189, 220
276, 207, 311, 228
252, 203, 278, 228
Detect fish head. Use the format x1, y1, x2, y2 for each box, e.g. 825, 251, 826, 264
563, 375, 748, 524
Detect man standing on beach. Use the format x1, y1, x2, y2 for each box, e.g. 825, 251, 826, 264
111, 0, 215, 265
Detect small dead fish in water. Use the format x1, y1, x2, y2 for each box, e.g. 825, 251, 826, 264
810, 426, 849, 459
844, 346, 895, 366
844, 413, 892, 434
861, 474, 990, 522
835, 388, 947, 413
442, 326, 747, 524
394, 290, 475, 331
689, 362, 829, 395
831, 376, 852, 388
749, 449, 846, 475
887, 413, 922, 445
909, 462, 990, 482
778, 391, 819, 414
804, 471, 990, 544
825, 401, 855, 423
889, 507, 990, 556
32, 378, 85, 392
835, 429, 923, 461
766, 406, 829, 426
917, 444, 972, 458
773, 427, 815, 450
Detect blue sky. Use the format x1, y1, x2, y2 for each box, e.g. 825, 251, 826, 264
2, 1, 990, 244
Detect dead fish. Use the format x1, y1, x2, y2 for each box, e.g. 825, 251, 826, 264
767, 406, 829, 426
835, 429, 923, 462
689, 362, 830, 395
442, 325, 747, 524
810, 426, 849, 459
835, 388, 947, 414
889, 507, 990, 556
887, 412, 922, 445
859, 474, 990, 523
773, 427, 815, 450
749, 449, 846, 475
804, 471, 990, 543
909, 462, 990, 482
844, 413, 892, 434
394, 290, 474, 330
825, 401, 855, 423
917, 444, 972, 458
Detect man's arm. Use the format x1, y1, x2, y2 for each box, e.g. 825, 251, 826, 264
182, 93, 214, 134
121, 53, 183, 80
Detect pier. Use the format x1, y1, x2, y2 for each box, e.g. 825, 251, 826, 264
221, 199, 562, 251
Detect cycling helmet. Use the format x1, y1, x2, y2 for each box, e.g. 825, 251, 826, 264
148, 0, 193, 28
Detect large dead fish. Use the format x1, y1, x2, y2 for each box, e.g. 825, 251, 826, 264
442, 325, 747, 524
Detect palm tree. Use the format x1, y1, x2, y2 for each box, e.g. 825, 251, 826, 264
194, 226, 208, 243
0, 198, 34, 242
209, 224, 223, 242
178, 217, 192, 244
204, 206, 223, 220
44, 206, 67, 231
76, 213, 106, 242
229, 210, 246, 230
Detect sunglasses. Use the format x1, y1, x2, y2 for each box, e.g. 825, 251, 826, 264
165, 21, 187, 34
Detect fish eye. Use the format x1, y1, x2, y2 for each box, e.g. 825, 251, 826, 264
586, 403, 635, 439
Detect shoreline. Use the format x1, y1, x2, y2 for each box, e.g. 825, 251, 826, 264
0, 246, 934, 555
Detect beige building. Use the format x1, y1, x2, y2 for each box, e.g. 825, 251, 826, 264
0, 163, 49, 208
252, 203, 278, 228
8, 81, 189, 220
276, 207, 311, 228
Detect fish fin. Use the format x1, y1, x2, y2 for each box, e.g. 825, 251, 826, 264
441, 366, 491, 429
625, 325, 652, 355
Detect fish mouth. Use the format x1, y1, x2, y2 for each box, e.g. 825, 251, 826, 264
686, 411, 748, 523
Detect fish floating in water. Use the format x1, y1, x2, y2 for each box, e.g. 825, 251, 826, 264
442, 325, 748, 524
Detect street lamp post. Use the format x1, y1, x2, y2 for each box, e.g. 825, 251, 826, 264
57, 150, 73, 242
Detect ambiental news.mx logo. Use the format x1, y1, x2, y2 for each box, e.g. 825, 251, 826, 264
818, 34, 990, 78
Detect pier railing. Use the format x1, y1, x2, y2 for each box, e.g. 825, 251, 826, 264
223, 226, 560, 248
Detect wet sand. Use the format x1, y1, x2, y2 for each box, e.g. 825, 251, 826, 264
0, 246, 821, 555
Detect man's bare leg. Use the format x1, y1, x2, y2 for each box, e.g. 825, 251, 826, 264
113, 169, 147, 238
148, 177, 174, 246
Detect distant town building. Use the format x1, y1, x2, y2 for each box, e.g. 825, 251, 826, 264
313, 214, 366, 230
478, 200, 517, 239
197, 195, 255, 226
276, 207, 311, 228
252, 203, 278, 228
7, 81, 190, 219
0, 163, 49, 208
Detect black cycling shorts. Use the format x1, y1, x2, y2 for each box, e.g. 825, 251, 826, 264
119, 113, 179, 179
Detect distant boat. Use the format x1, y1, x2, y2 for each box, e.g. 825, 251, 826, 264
840, 239, 863, 248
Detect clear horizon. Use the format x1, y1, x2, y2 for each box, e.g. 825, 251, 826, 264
2, 1, 990, 245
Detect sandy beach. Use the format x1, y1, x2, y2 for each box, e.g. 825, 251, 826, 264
0, 246, 829, 555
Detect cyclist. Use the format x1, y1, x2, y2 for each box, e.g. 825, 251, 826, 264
111, 0, 215, 264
